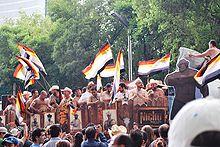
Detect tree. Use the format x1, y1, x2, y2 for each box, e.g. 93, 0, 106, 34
0, 13, 57, 94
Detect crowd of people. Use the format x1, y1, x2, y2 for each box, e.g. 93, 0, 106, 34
0, 122, 169, 147
3, 78, 167, 131
1, 78, 168, 147
1, 40, 220, 146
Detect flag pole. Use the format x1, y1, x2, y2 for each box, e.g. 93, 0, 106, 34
39, 72, 51, 90
36, 80, 46, 90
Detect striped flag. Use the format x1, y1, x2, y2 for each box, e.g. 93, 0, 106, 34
138, 54, 171, 75
18, 43, 47, 74
13, 64, 27, 81
15, 56, 40, 89
25, 78, 36, 89
16, 89, 25, 123
82, 42, 113, 79
111, 49, 122, 102
16, 56, 40, 79
194, 53, 220, 86
100, 51, 124, 77
96, 74, 102, 92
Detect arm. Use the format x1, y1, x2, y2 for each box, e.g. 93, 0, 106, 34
3, 105, 9, 115
20, 122, 28, 144
87, 96, 97, 105
30, 100, 41, 114
189, 49, 211, 58
128, 91, 137, 100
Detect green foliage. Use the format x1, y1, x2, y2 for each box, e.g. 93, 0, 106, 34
0, 0, 219, 94
0, 13, 57, 94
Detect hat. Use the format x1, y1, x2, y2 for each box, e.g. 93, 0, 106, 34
9, 96, 16, 100
23, 91, 31, 96
0, 127, 7, 133
63, 87, 72, 94
149, 79, 159, 84
10, 128, 19, 136
105, 83, 112, 88
108, 125, 127, 137
49, 85, 59, 91
168, 97, 220, 147
2, 136, 19, 145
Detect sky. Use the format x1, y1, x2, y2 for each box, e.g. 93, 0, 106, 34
0, 0, 46, 24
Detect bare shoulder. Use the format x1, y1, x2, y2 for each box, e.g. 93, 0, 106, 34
207, 48, 220, 55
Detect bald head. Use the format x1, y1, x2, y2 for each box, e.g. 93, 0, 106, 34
135, 79, 144, 88
40, 90, 47, 99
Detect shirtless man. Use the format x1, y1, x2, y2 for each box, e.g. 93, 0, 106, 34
26, 89, 39, 112
3, 95, 17, 128
189, 40, 220, 59
129, 79, 149, 106
87, 86, 100, 106
100, 83, 112, 104
29, 90, 53, 114
71, 88, 82, 108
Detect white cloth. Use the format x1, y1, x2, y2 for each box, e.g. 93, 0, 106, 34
78, 91, 92, 103
168, 97, 220, 147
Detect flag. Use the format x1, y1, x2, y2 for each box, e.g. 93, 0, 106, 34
97, 74, 102, 92
15, 89, 25, 123
82, 42, 113, 79
16, 56, 40, 79
194, 53, 220, 86
138, 54, 171, 75
13, 64, 35, 89
100, 51, 124, 77
177, 47, 205, 70
25, 77, 36, 89
13, 64, 26, 80
111, 49, 122, 102
18, 43, 47, 74
69, 104, 77, 115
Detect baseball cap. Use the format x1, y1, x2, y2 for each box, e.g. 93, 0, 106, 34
168, 97, 220, 147
2, 136, 19, 145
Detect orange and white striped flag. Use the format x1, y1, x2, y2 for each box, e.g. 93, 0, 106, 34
82, 42, 113, 79
138, 54, 171, 75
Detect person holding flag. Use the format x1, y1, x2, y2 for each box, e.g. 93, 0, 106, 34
188, 40, 220, 98
189, 40, 220, 60
111, 49, 125, 104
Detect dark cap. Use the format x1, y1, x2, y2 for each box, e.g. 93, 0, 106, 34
2, 136, 19, 145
